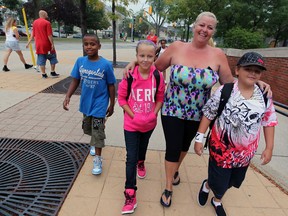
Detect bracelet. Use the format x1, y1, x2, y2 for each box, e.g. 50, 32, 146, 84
195, 132, 204, 143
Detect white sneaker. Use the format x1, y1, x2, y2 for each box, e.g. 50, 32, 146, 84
90, 146, 95, 156
92, 155, 103, 175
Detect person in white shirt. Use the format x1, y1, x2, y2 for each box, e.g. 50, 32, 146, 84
2, 17, 33, 72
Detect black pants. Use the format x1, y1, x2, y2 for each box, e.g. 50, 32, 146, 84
124, 129, 154, 190
208, 159, 249, 199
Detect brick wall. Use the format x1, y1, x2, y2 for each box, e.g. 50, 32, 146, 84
225, 48, 288, 106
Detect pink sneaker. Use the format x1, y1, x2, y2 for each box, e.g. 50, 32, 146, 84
121, 189, 137, 214
137, 160, 146, 179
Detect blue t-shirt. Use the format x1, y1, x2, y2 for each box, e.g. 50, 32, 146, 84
71, 56, 116, 118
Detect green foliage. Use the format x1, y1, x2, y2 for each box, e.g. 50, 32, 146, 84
223, 27, 266, 49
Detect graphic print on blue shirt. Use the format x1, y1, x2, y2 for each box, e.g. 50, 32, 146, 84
71, 56, 116, 117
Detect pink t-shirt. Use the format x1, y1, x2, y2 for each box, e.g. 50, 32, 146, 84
118, 65, 165, 132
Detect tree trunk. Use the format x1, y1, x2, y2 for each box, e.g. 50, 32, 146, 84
112, 0, 117, 66
80, 0, 87, 56
282, 38, 287, 47
185, 23, 189, 42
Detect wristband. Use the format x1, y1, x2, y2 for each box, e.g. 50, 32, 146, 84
195, 132, 204, 143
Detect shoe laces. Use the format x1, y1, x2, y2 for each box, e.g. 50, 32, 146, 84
138, 161, 145, 171
124, 192, 134, 205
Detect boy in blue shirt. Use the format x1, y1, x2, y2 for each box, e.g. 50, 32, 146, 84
63, 34, 116, 175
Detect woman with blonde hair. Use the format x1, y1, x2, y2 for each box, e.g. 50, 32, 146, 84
2, 17, 33, 71
124, 11, 271, 209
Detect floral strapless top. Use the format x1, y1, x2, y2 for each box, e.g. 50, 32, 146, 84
161, 64, 219, 121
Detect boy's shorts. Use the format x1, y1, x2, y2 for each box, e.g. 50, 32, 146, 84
5, 41, 21, 51
82, 115, 106, 148
208, 158, 248, 199
37, 53, 58, 66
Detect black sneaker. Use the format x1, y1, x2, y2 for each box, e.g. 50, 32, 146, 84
50, 71, 59, 77
42, 73, 48, 79
2, 65, 10, 72
25, 64, 33, 69
211, 197, 226, 216
198, 179, 209, 206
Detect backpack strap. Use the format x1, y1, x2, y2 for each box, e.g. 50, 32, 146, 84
153, 69, 160, 101
126, 73, 133, 101
204, 83, 234, 149
256, 83, 268, 107
126, 70, 160, 101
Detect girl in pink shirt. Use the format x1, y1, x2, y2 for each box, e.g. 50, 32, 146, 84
118, 40, 165, 214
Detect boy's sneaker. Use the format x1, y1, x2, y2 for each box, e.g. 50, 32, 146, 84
25, 63, 33, 69
137, 160, 146, 179
42, 73, 48, 79
92, 155, 102, 175
50, 71, 60, 77
2, 65, 10, 72
121, 189, 137, 214
211, 197, 226, 216
198, 179, 209, 206
90, 146, 95, 156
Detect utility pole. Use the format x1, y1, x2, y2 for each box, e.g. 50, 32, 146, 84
131, 16, 135, 42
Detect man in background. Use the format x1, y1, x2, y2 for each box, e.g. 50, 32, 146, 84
26, 10, 59, 79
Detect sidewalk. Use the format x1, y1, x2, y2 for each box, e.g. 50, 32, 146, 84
0, 44, 287, 216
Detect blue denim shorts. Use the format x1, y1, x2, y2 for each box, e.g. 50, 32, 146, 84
5, 41, 21, 51
37, 53, 58, 66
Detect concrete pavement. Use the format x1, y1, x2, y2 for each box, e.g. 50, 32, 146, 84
0, 41, 287, 216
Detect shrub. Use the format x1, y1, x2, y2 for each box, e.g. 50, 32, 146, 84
223, 27, 265, 49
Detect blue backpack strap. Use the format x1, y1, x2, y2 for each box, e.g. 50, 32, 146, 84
204, 83, 234, 149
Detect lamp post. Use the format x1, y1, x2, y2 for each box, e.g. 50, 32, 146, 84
131, 16, 135, 42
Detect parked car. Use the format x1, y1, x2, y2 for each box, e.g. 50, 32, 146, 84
72, 33, 82, 38
53, 30, 67, 38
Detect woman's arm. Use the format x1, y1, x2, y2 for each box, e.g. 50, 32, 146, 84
154, 41, 179, 71
13, 27, 20, 40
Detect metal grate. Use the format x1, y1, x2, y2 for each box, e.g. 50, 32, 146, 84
0, 138, 89, 216
41, 77, 121, 95
41, 76, 82, 95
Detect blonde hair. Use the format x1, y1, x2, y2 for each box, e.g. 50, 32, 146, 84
5, 17, 16, 32
208, 38, 215, 47
194, 11, 218, 32
136, 40, 156, 53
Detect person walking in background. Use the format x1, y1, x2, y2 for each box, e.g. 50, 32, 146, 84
118, 40, 165, 214
195, 52, 277, 216
123, 11, 271, 208
2, 17, 33, 72
63, 34, 116, 176
155, 39, 168, 82
26, 10, 59, 79
146, 29, 158, 45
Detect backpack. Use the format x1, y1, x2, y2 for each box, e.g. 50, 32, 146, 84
203, 83, 268, 149
126, 69, 160, 101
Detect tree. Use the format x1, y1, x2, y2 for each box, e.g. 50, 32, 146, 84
144, 0, 174, 37
2, 0, 22, 11
106, 0, 139, 66
264, 0, 288, 47
223, 27, 265, 49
